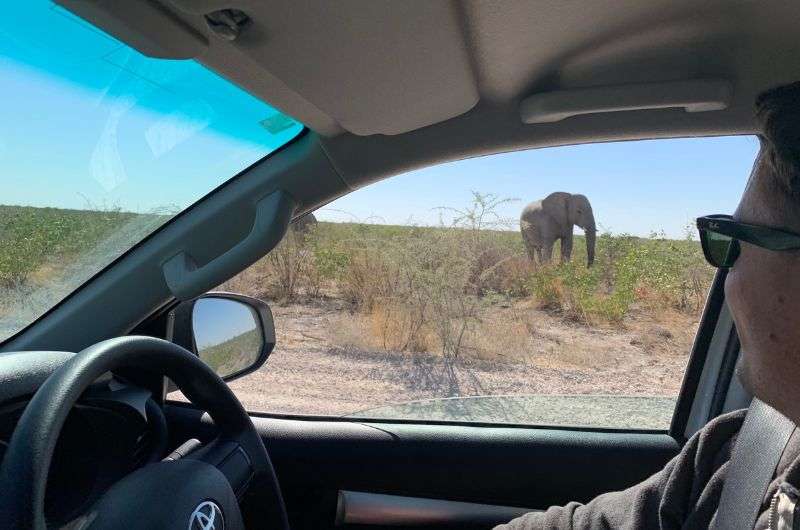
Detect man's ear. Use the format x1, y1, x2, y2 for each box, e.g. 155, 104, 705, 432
738, 149, 766, 206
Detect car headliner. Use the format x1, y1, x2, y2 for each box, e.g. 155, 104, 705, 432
60, 0, 799, 185
6, 0, 794, 352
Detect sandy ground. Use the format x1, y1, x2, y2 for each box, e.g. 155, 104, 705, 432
227, 300, 695, 428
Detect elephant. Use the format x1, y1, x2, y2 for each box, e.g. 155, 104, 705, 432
290, 212, 318, 235
520, 192, 596, 267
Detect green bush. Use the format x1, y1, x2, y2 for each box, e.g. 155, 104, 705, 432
0, 205, 164, 287
312, 247, 350, 280
527, 262, 621, 323
0, 196, 712, 336
526, 228, 712, 324
268, 193, 713, 327
529, 265, 562, 309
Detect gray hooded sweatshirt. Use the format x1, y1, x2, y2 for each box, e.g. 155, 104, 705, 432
496, 409, 800, 529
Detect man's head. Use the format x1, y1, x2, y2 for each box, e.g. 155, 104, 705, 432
727, 81, 800, 422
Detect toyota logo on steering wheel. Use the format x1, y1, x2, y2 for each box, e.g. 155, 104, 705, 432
189, 501, 224, 530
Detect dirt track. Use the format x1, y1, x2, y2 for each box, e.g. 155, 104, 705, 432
227, 301, 694, 429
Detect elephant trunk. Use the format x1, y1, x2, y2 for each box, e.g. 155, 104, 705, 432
585, 228, 596, 267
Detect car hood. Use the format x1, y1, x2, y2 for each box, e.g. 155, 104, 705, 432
345, 394, 676, 430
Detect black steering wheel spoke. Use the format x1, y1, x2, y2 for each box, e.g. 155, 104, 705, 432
186, 438, 256, 499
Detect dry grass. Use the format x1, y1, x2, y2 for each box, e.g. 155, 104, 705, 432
324, 296, 696, 374
214, 299, 692, 424
213, 198, 705, 418
215, 194, 711, 378
461, 305, 537, 362
329, 303, 437, 353
213, 194, 692, 418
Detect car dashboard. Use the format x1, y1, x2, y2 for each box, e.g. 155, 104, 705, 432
0, 351, 168, 527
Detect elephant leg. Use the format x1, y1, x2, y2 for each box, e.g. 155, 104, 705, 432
540, 241, 554, 264
561, 232, 574, 263
524, 242, 537, 261
520, 222, 539, 261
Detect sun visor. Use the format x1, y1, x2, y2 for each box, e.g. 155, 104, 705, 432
520, 79, 733, 124
56, 0, 208, 59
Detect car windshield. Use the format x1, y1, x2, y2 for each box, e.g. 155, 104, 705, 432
0, 2, 304, 342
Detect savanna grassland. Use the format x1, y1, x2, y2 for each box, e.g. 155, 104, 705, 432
0, 198, 714, 428
218, 196, 714, 427
0, 205, 166, 338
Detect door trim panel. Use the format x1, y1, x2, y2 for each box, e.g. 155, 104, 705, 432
166, 405, 681, 519
336, 490, 536, 527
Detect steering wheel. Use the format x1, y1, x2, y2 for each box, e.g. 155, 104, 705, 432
0, 336, 290, 530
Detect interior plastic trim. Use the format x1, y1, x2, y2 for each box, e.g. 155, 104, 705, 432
520, 80, 732, 124
57, 0, 208, 59
162, 191, 296, 300
335, 490, 535, 527
671, 268, 731, 439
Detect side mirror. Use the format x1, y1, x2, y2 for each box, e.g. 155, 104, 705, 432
171, 292, 275, 381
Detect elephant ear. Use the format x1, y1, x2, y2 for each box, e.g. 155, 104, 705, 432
555, 192, 571, 230
543, 192, 572, 231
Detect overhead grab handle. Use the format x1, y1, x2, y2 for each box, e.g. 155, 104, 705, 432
520, 79, 732, 124
162, 191, 296, 300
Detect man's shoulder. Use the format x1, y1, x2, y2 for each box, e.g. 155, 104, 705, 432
693, 408, 748, 451
704, 408, 749, 431
675, 409, 748, 480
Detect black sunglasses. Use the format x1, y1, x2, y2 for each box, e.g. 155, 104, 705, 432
696, 214, 800, 268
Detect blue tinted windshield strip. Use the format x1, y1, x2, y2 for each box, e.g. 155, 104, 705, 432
0, 1, 304, 342
0, 2, 303, 211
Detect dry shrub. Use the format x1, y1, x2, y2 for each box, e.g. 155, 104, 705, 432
470, 246, 533, 296
634, 265, 708, 315
329, 302, 436, 353
264, 230, 307, 301
368, 301, 434, 352
338, 248, 397, 310
327, 312, 373, 351
293, 195, 532, 392
326, 223, 483, 394
464, 311, 535, 361
218, 227, 325, 302
218, 257, 270, 299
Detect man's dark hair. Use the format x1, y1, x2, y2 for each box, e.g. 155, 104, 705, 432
756, 81, 800, 197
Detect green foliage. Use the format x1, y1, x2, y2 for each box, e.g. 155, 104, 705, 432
529, 265, 561, 308
312, 247, 350, 280
0, 205, 164, 287
236, 192, 711, 328
2, 195, 711, 340
304, 212, 710, 327
527, 229, 712, 324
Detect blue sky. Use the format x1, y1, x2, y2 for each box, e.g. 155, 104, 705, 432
3, 2, 760, 240
321, 136, 760, 239
193, 298, 258, 350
